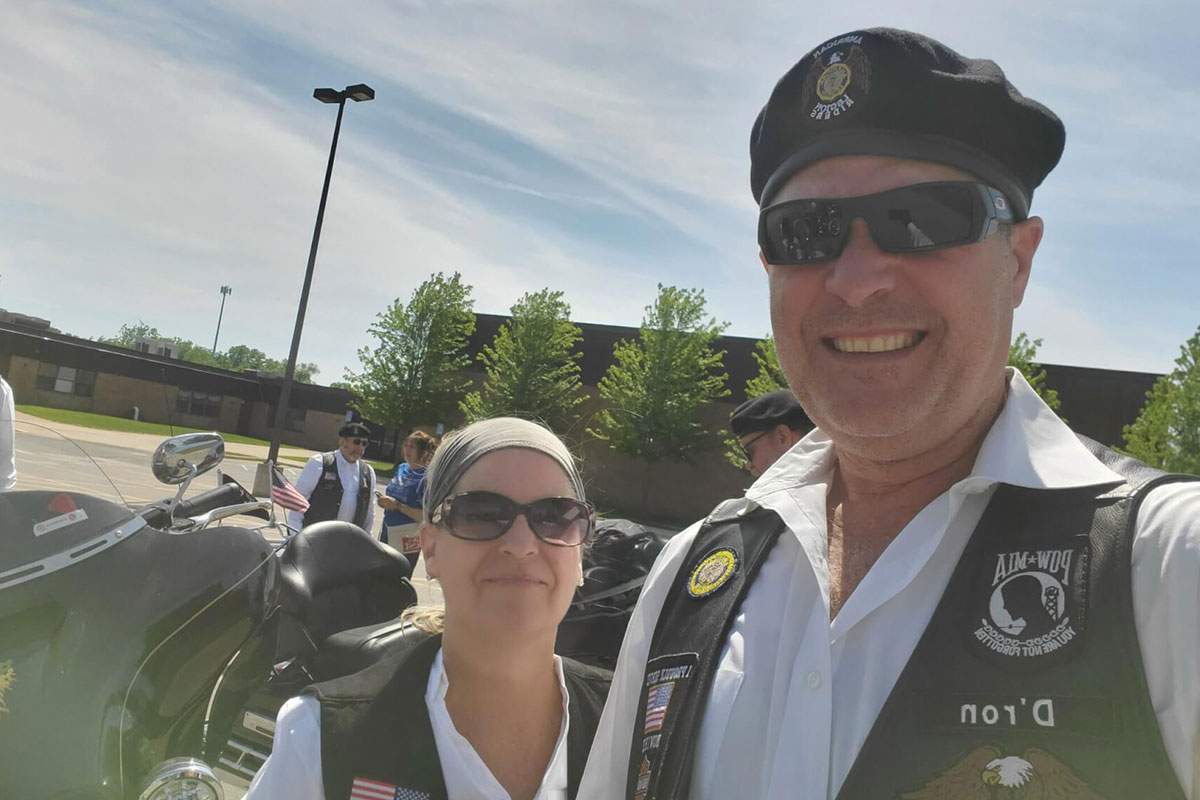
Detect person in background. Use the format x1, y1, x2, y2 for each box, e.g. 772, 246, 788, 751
286, 421, 377, 535
378, 430, 437, 565
1, 372, 16, 490
728, 389, 811, 478
247, 417, 611, 799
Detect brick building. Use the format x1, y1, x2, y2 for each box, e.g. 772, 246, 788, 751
0, 315, 1164, 524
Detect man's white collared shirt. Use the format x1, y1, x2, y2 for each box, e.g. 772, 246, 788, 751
286, 449, 376, 534
578, 370, 1200, 799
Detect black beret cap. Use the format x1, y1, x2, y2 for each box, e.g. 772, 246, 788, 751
730, 390, 810, 437
339, 422, 371, 438
750, 28, 1065, 218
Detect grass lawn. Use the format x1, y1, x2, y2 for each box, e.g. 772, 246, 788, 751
18, 405, 278, 448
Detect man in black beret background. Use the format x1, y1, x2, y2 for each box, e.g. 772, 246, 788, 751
581, 27, 1199, 800
285, 420, 378, 535
729, 389, 812, 478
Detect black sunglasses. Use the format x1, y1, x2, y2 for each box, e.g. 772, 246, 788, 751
758, 181, 1013, 266
431, 491, 594, 547
738, 430, 768, 461
346, 437, 369, 446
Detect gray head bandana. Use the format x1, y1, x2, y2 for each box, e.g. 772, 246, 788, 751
422, 417, 586, 513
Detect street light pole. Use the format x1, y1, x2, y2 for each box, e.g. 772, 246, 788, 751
212, 284, 232, 355
266, 84, 374, 465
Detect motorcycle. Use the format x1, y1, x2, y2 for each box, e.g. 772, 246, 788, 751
0, 422, 671, 798
1, 422, 417, 799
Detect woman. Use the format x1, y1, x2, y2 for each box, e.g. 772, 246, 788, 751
247, 417, 611, 800
377, 430, 436, 565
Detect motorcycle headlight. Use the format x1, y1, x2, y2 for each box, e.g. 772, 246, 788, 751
138, 757, 225, 800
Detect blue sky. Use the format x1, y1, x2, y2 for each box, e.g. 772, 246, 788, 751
2, 1, 1197, 384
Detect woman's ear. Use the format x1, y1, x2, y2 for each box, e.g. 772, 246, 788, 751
419, 522, 438, 578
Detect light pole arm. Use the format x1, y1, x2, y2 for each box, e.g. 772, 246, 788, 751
267, 98, 347, 463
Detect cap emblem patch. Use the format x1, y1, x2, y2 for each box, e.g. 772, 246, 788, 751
687, 548, 739, 598
816, 62, 852, 102
803, 36, 870, 121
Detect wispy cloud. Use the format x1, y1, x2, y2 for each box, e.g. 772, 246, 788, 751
2, 0, 1197, 383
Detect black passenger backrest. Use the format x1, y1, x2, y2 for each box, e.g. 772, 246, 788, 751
277, 521, 416, 645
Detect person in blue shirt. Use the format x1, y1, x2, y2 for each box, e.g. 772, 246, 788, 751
377, 430, 437, 567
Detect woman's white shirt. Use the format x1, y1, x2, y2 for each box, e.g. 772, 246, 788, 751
245, 648, 570, 800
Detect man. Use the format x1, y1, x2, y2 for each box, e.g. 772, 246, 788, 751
1, 372, 15, 490
729, 389, 811, 478
580, 28, 1200, 800
286, 421, 377, 535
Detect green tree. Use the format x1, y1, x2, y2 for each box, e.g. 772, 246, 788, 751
1008, 332, 1061, 413
1123, 325, 1200, 473
103, 321, 162, 348
460, 289, 586, 434
724, 336, 789, 470
346, 272, 475, 435
591, 284, 729, 471
745, 336, 788, 398
103, 323, 319, 382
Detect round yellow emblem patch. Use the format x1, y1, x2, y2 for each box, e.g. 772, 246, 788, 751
687, 548, 739, 598
816, 62, 852, 101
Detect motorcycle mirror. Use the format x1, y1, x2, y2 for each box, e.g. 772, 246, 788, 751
152, 432, 225, 485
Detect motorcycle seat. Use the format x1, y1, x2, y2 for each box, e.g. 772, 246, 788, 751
309, 618, 428, 681
277, 521, 417, 646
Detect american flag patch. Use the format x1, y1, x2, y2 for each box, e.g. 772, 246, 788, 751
644, 681, 674, 734
349, 776, 430, 800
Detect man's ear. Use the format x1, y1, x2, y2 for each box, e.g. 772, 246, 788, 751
1009, 217, 1043, 308
419, 523, 438, 579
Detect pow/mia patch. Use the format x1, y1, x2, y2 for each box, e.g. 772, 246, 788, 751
802, 34, 872, 121
687, 548, 739, 598
901, 745, 1106, 799
969, 539, 1089, 667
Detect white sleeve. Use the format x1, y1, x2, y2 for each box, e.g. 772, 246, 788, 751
286, 456, 323, 534
576, 522, 701, 800
244, 695, 326, 800
1131, 480, 1200, 799
0, 376, 15, 490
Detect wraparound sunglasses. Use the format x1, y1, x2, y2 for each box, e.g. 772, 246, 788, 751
758, 181, 1013, 266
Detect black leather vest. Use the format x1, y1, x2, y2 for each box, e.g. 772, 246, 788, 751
624, 440, 1194, 800
308, 629, 612, 800
303, 452, 371, 530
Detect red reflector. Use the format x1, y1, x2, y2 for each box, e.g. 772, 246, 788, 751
48, 493, 78, 515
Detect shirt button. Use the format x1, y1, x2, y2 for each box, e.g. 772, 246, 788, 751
806, 671, 822, 690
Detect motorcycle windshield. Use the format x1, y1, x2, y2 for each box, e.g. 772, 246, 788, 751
1, 419, 136, 586
0, 419, 279, 799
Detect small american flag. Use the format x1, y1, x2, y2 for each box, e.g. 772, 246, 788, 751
349, 776, 430, 800
644, 681, 674, 734
270, 463, 310, 513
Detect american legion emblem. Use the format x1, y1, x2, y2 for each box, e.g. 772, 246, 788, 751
802, 34, 872, 121
901, 745, 1106, 799
970, 541, 1088, 666
686, 547, 738, 598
